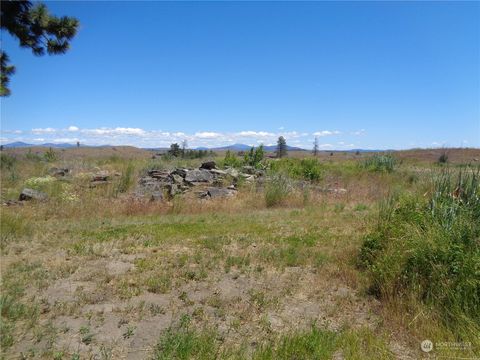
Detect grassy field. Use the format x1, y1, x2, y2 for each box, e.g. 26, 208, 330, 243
1, 147, 479, 359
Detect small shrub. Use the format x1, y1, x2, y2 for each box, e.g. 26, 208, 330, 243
269, 158, 323, 182
0, 153, 16, 170
243, 145, 265, 168
43, 147, 58, 162
223, 150, 242, 168
438, 151, 449, 164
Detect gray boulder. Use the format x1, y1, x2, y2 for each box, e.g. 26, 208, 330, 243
185, 169, 214, 184
224, 168, 239, 179
49, 167, 69, 177
19, 188, 48, 201
209, 169, 227, 176
207, 187, 237, 199
150, 191, 164, 202
92, 170, 110, 182
171, 174, 184, 184
148, 169, 170, 180
172, 168, 187, 178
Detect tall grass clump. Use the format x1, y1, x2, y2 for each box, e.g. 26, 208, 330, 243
265, 172, 292, 207
360, 167, 480, 337
0, 212, 32, 250
361, 154, 396, 172
114, 162, 135, 194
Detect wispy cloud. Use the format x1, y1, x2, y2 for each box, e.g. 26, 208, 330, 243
351, 129, 366, 136
313, 130, 341, 137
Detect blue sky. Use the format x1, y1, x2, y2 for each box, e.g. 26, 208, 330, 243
1, 1, 479, 149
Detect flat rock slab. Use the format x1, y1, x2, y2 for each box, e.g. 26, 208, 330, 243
185, 169, 214, 183
207, 187, 237, 199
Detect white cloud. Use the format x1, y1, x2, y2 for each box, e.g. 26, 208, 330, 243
32, 127, 56, 134
236, 131, 275, 137
52, 138, 80, 143
313, 130, 341, 137
67, 126, 79, 132
2, 130, 23, 134
194, 132, 222, 139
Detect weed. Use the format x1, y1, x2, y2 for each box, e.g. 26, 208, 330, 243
79, 326, 94, 345
123, 325, 135, 339
153, 315, 218, 360
146, 274, 172, 294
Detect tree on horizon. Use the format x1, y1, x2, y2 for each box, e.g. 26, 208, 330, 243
313, 136, 319, 156
276, 136, 287, 158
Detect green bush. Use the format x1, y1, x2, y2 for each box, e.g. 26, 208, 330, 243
43, 147, 58, 162
361, 154, 396, 172
269, 158, 323, 182
243, 145, 265, 168
360, 167, 480, 334
223, 150, 242, 168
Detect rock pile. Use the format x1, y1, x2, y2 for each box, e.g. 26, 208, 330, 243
135, 161, 264, 201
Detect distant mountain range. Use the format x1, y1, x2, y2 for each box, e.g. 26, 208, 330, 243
2, 141, 387, 152
3, 141, 80, 148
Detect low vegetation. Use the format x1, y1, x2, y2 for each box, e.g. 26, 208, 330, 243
0, 147, 479, 358
360, 166, 480, 347
361, 154, 397, 172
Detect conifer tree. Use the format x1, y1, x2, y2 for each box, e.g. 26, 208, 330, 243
1, 0, 79, 96
276, 136, 287, 158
